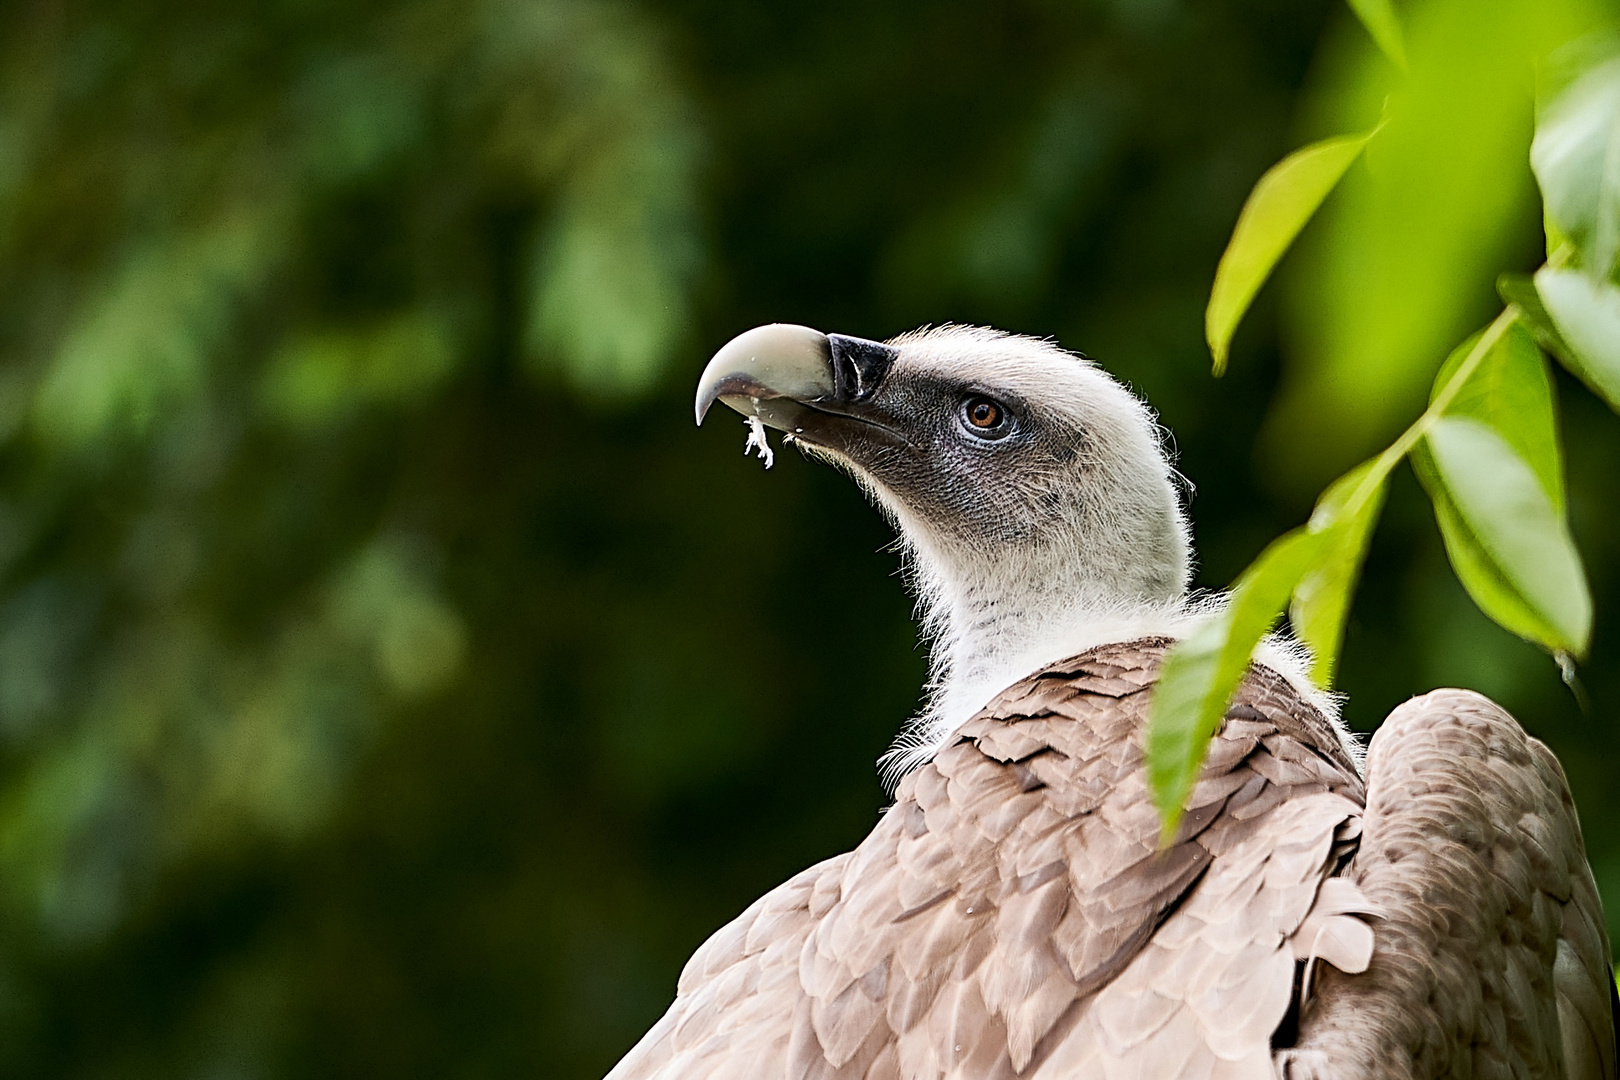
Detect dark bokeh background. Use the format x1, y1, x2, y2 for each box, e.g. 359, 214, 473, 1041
0, 0, 1617, 1076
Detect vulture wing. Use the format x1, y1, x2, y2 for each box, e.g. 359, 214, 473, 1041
1281, 690, 1618, 1080
607, 639, 1378, 1080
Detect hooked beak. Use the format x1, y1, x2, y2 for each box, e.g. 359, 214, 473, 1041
694, 324, 899, 432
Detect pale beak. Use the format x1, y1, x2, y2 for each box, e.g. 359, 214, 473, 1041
694, 324, 900, 431
693, 324, 834, 429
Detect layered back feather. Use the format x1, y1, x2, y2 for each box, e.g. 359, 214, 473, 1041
606, 640, 1374, 1080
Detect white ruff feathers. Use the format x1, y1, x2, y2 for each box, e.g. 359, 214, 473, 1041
876, 588, 1351, 787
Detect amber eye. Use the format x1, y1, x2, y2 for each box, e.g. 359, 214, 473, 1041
960, 396, 1009, 437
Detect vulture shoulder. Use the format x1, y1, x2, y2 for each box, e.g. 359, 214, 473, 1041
608, 638, 1375, 1080
1282, 689, 1618, 1080
606, 641, 1613, 1080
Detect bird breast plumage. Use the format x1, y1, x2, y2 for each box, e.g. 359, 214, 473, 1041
606, 640, 1616, 1079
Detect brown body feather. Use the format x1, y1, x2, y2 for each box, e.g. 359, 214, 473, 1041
1282, 690, 1617, 1080
607, 640, 1615, 1080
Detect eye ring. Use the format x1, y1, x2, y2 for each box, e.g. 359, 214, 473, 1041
959, 395, 1012, 438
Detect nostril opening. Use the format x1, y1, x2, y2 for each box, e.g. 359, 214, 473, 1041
827, 335, 898, 402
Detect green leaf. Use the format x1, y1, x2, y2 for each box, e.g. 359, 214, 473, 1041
1290, 460, 1389, 686
1346, 0, 1407, 70
1420, 472, 1560, 647
1417, 417, 1591, 658
525, 123, 703, 396
1531, 56, 1620, 278
1147, 529, 1322, 837
1535, 267, 1620, 412
1499, 272, 1578, 371
1545, 210, 1572, 263
1205, 131, 1374, 374
260, 310, 461, 428
32, 215, 279, 449
1429, 320, 1564, 510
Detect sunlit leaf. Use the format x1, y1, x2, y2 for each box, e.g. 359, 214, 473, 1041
1346, 0, 1407, 70
329, 535, 468, 699
526, 155, 702, 395
1545, 209, 1572, 262
1290, 459, 1388, 685
259, 310, 461, 428
1411, 316, 1586, 658
1206, 131, 1373, 374
32, 216, 279, 449
1535, 266, 1620, 412
1429, 320, 1564, 508
1532, 56, 1620, 278
1499, 272, 1578, 370
1147, 529, 1321, 836
1419, 476, 1562, 648
1417, 417, 1591, 657
503, 2, 707, 396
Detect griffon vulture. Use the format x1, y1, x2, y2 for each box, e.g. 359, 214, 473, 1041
606, 324, 1617, 1080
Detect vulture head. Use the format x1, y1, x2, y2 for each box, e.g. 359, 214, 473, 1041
696, 323, 1203, 770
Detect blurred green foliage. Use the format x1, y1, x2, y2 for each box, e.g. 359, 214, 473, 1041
1148, 1, 1620, 825
0, 0, 1618, 1077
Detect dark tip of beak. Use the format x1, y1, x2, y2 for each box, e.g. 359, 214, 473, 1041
827, 335, 899, 403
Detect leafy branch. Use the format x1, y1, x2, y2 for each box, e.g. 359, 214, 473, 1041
1147, 3, 1620, 834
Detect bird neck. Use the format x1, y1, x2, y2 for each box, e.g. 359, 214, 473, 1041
881, 549, 1190, 782
943, 570, 1182, 705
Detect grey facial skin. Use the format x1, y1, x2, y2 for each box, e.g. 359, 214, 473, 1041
695, 324, 1101, 550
